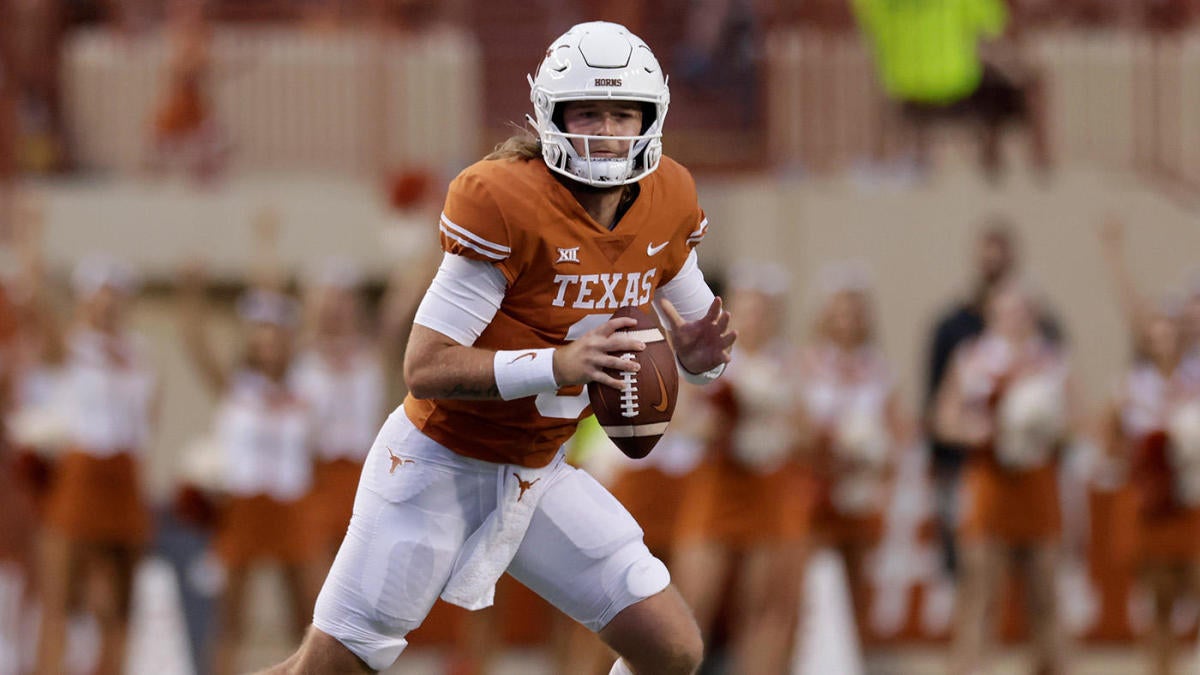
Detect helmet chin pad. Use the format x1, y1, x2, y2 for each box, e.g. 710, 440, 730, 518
566, 156, 634, 184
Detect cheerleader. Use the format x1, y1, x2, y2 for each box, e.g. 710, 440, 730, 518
0, 224, 38, 674
800, 263, 911, 628
3, 194, 66, 506
673, 263, 811, 675
290, 256, 427, 568
936, 280, 1076, 675
1103, 304, 1200, 675
34, 255, 156, 675
178, 260, 319, 675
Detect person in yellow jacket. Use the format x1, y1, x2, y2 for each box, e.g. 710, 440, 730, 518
852, 0, 1050, 181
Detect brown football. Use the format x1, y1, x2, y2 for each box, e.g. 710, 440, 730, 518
587, 305, 678, 459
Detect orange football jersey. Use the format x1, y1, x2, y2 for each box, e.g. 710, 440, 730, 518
404, 155, 708, 468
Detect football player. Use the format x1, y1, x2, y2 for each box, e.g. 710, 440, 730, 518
268, 21, 735, 675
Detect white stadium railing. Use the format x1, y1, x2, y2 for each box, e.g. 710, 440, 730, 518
62, 26, 481, 175
765, 27, 1200, 189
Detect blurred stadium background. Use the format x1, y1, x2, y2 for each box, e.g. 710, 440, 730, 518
3, 0, 1200, 674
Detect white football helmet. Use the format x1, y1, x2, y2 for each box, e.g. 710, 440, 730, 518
528, 21, 670, 187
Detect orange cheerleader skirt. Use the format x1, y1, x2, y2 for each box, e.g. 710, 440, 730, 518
43, 450, 150, 547
675, 459, 817, 549
214, 494, 317, 568
816, 505, 885, 548
609, 466, 691, 554
308, 457, 364, 547
1130, 476, 1200, 563
958, 459, 1060, 546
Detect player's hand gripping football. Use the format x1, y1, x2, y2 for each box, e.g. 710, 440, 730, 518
659, 297, 737, 375
552, 317, 645, 390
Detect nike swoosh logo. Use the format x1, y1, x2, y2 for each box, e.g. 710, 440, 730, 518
651, 362, 670, 412
509, 352, 538, 364
647, 241, 669, 256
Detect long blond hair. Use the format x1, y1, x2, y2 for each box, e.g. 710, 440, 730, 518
485, 133, 541, 161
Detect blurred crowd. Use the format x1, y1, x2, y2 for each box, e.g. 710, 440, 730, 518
0, 194, 435, 674
568, 215, 1200, 675
2, 0, 1200, 188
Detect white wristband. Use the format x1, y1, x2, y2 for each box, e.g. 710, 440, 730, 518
494, 348, 559, 400
680, 361, 726, 386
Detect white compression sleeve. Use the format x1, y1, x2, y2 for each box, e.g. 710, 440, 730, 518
657, 250, 726, 384
657, 250, 714, 322
413, 253, 507, 346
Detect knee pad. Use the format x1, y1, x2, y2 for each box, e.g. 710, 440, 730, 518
589, 541, 671, 631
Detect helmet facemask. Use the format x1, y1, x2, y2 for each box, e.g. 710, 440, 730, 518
530, 99, 664, 186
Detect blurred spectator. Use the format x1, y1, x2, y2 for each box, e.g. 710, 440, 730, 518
934, 280, 1077, 675
579, 0, 645, 34
851, 0, 1050, 182
924, 220, 1060, 576
777, 0, 857, 30
0, 21, 15, 239
800, 261, 912, 627
3, 0, 68, 174
673, 262, 810, 675
1099, 296, 1200, 675
674, 0, 763, 122
0, 198, 46, 675
1141, 0, 1199, 32
147, 0, 230, 185
2, 194, 66, 503
370, 0, 455, 33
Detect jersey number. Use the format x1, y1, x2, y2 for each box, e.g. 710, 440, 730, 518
534, 314, 611, 419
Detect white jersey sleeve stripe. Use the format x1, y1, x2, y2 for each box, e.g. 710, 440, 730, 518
439, 224, 508, 261
440, 213, 512, 255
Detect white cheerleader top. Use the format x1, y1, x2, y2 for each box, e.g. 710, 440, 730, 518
60, 329, 156, 457
216, 370, 312, 501
288, 344, 384, 463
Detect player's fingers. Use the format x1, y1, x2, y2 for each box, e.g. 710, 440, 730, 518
704, 296, 724, 322
713, 309, 732, 333
602, 334, 646, 353
595, 372, 630, 390
657, 298, 686, 330
599, 354, 639, 373
595, 317, 639, 337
